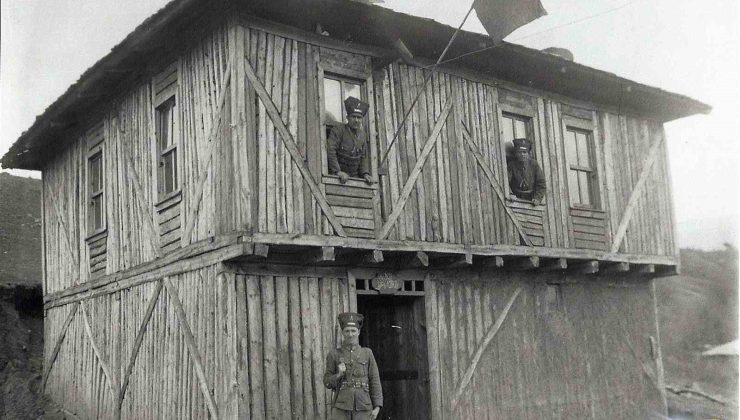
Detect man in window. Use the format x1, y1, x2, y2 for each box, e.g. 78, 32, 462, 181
327, 96, 374, 184
508, 138, 546, 205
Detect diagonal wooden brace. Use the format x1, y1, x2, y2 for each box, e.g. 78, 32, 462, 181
377, 99, 453, 240
462, 129, 534, 247
243, 56, 347, 237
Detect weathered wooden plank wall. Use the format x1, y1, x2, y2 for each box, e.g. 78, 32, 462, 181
371, 60, 676, 254
426, 272, 666, 420
600, 113, 675, 255
43, 264, 241, 419
41, 25, 231, 294
231, 268, 356, 420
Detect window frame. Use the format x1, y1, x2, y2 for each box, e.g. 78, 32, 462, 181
561, 115, 601, 210
86, 145, 107, 237
317, 51, 376, 184
155, 95, 180, 199
497, 101, 538, 198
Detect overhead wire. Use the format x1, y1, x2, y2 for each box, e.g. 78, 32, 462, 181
420, 0, 642, 68
377, 0, 645, 168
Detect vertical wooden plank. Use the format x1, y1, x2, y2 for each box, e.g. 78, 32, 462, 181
271, 35, 287, 234
425, 275, 442, 420
260, 275, 279, 419
535, 98, 555, 247
382, 65, 403, 240
309, 277, 326, 419
246, 274, 265, 420
297, 42, 314, 235
443, 75, 462, 243
299, 278, 315, 418
552, 103, 573, 247
289, 41, 304, 234
454, 80, 473, 245
288, 277, 305, 419
273, 275, 292, 420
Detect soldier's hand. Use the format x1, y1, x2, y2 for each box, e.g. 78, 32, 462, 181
370, 406, 380, 420
363, 174, 375, 185
337, 171, 349, 184
337, 362, 346, 375
531, 198, 541, 206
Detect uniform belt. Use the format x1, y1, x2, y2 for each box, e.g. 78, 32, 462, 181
339, 380, 369, 391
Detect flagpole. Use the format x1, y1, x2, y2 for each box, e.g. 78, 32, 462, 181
378, 1, 477, 171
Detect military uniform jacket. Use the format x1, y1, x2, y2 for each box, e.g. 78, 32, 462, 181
324, 343, 383, 411
508, 158, 546, 201
327, 124, 370, 178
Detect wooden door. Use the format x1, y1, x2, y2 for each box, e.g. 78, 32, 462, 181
358, 295, 430, 420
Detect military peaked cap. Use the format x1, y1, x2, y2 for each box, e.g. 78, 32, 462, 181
338, 312, 364, 329
344, 96, 369, 117
513, 138, 532, 151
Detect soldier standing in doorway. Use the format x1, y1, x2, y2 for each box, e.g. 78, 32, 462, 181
508, 137, 546, 205
327, 97, 375, 185
324, 312, 383, 420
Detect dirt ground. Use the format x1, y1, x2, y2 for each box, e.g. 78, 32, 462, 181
0, 286, 68, 419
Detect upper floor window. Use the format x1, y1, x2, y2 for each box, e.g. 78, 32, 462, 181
323, 75, 364, 136
564, 126, 598, 208
156, 97, 178, 196
322, 73, 372, 182
87, 150, 105, 232
501, 112, 530, 146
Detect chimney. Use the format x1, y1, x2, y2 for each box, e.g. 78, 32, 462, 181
542, 47, 574, 61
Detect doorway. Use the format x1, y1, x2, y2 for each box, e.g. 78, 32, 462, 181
357, 295, 430, 420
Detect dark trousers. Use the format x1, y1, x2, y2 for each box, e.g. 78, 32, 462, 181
330, 408, 373, 420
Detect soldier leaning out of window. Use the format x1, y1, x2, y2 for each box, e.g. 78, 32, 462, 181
324, 312, 383, 420
327, 97, 375, 185
508, 138, 546, 206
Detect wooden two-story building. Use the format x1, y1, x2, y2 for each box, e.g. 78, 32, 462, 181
2, 0, 710, 418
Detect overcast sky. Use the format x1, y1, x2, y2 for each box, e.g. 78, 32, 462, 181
1, 0, 737, 247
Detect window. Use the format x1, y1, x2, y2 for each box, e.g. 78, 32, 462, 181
87, 151, 105, 232
323, 74, 363, 137
564, 127, 598, 208
500, 112, 530, 145
156, 97, 178, 196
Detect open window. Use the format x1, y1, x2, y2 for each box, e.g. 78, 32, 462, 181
499, 109, 541, 204
316, 48, 379, 238
323, 75, 364, 138
497, 96, 546, 246
321, 73, 370, 180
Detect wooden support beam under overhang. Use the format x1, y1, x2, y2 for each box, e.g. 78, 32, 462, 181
408, 251, 429, 268
633, 264, 656, 274
541, 258, 567, 271
42, 232, 685, 309
480, 256, 505, 268
433, 253, 473, 268
339, 249, 384, 265
568, 260, 599, 275
302, 246, 335, 264
602, 262, 630, 274
507, 256, 540, 271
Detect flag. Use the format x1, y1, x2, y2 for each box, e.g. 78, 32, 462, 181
473, 0, 547, 42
